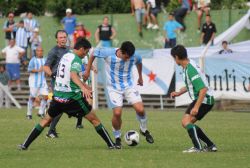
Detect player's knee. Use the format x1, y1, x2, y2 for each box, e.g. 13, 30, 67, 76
181, 118, 189, 128
40, 117, 51, 127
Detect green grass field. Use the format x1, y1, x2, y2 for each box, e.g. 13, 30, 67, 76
0, 108, 250, 168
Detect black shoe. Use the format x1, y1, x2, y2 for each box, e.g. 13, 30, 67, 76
26, 115, 32, 120
140, 130, 154, 144
115, 138, 122, 149
139, 32, 143, 38
108, 145, 116, 149
46, 130, 59, 138
76, 125, 84, 129
37, 114, 45, 118
18, 144, 27, 150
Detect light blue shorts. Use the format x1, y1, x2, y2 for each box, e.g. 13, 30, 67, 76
135, 8, 145, 23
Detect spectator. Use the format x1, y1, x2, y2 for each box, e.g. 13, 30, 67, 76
130, 0, 146, 37
73, 22, 91, 44
200, 15, 216, 45
3, 12, 17, 45
26, 46, 48, 120
24, 12, 39, 58
174, 0, 191, 31
163, 12, 183, 48
0, 64, 10, 108
219, 41, 233, 54
29, 28, 42, 57
61, 8, 77, 48
195, 0, 210, 31
94, 16, 116, 47
146, 0, 160, 30
16, 20, 28, 68
1, 39, 25, 91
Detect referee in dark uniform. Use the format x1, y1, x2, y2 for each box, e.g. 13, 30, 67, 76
43, 30, 83, 138
200, 15, 216, 45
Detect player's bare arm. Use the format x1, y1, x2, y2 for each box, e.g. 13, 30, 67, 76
71, 71, 92, 99
43, 66, 52, 77
136, 63, 143, 86
171, 87, 187, 98
83, 54, 95, 80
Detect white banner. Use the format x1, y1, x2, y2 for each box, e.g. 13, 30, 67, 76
176, 51, 250, 106
134, 49, 175, 95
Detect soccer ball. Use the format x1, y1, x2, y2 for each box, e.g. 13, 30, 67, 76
124, 130, 139, 146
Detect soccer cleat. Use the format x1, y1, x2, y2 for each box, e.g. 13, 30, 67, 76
37, 114, 45, 118
152, 24, 159, 30
18, 144, 27, 150
204, 144, 218, 152
183, 147, 202, 153
140, 130, 154, 144
147, 23, 153, 29
26, 115, 32, 120
46, 131, 59, 138
115, 138, 122, 149
108, 145, 116, 150
139, 32, 143, 38
76, 125, 84, 129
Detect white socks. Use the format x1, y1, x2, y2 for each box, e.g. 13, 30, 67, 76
136, 114, 148, 133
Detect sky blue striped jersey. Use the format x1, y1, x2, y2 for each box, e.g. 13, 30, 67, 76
94, 48, 142, 91
28, 57, 47, 88
16, 27, 28, 47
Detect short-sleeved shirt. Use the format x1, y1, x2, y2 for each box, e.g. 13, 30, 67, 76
183, 59, 214, 105
197, 0, 210, 8
3, 20, 17, 40
163, 20, 183, 39
44, 46, 69, 79
2, 45, 25, 63
93, 48, 142, 91
16, 27, 28, 47
54, 52, 82, 100
28, 57, 47, 88
24, 18, 39, 38
61, 16, 77, 35
202, 22, 216, 44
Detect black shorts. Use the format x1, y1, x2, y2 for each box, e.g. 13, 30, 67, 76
185, 101, 213, 120
47, 97, 92, 118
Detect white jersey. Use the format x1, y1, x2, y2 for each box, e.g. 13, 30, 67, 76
54, 52, 82, 94
2, 45, 25, 63
28, 57, 47, 88
93, 48, 142, 91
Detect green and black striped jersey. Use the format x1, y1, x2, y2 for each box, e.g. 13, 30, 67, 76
183, 59, 214, 105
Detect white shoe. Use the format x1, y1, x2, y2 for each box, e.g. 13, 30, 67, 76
204, 144, 218, 152
147, 23, 153, 29
152, 25, 159, 30
183, 147, 202, 153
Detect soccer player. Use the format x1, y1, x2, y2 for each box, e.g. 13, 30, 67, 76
18, 38, 115, 150
170, 45, 217, 153
44, 30, 83, 138
84, 41, 154, 149
26, 46, 48, 119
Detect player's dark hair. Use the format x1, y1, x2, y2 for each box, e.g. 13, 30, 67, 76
74, 37, 91, 50
55, 30, 68, 38
120, 41, 135, 57
206, 14, 211, 17
171, 45, 188, 60
7, 11, 14, 17
222, 41, 228, 45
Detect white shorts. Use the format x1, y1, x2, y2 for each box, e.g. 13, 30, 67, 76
107, 87, 142, 108
29, 87, 49, 98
